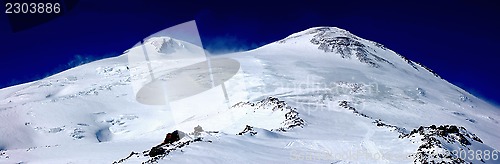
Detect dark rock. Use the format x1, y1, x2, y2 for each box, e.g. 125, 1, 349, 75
237, 125, 257, 136
402, 125, 485, 163
148, 146, 165, 157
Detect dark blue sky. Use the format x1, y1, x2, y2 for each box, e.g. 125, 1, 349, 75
0, 0, 499, 105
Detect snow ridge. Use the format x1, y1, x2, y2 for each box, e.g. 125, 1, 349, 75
338, 100, 495, 164
114, 97, 305, 163
400, 125, 487, 163
231, 97, 305, 131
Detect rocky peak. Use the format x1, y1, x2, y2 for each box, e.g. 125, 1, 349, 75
148, 37, 185, 54
310, 28, 393, 68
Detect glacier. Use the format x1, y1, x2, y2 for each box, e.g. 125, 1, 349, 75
0, 24, 499, 163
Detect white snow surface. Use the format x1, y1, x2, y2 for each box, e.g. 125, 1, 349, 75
0, 27, 499, 164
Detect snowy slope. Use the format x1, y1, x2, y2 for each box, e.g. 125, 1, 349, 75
0, 27, 499, 164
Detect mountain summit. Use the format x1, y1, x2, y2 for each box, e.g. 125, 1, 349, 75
0, 27, 498, 163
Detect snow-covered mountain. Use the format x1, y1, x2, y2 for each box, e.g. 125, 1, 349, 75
0, 26, 499, 164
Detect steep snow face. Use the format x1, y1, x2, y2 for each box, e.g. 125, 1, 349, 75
281, 27, 385, 66
0, 26, 499, 163
277, 27, 440, 78
245, 27, 500, 147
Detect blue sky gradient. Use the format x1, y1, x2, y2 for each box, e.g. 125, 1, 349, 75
0, 0, 499, 105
